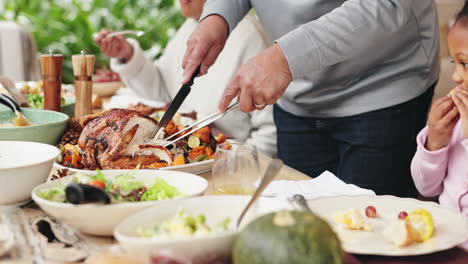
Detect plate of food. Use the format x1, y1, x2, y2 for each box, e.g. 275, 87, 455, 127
32, 169, 208, 236
53, 108, 228, 175
114, 195, 287, 261
305, 195, 467, 256
93, 69, 123, 97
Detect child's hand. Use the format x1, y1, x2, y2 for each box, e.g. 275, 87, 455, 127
426, 95, 459, 151
452, 88, 468, 138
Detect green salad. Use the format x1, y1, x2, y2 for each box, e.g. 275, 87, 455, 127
27, 94, 66, 109
137, 210, 231, 239
38, 170, 184, 203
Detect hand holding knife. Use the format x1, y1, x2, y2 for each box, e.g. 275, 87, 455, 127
150, 65, 201, 138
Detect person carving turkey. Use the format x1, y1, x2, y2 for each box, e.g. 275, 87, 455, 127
94, 0, 277, 157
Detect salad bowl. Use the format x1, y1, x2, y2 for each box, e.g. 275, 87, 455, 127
115, 195, 290, 261
32, 170, 208, 236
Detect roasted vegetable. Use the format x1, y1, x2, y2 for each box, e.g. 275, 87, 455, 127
173, 155, 186, 166
188, 146, 206, 161
192, 126, 211, 143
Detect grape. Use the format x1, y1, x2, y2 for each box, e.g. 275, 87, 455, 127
398, 211, 408, 220
365, 206, 377, 218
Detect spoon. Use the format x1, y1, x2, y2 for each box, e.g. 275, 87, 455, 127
292, 194, 313, 213
236, 159, 284, 229
0, 93, 33, 127
95, 24, 157, 39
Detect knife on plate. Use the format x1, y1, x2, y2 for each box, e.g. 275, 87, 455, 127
150, 65, 201, 138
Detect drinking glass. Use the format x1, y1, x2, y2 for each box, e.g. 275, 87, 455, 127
211, 142, 260, 195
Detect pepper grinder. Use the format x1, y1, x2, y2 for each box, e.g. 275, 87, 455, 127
40, 50, 63, 112
72, 51, 95, 118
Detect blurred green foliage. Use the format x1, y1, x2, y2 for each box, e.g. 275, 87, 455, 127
0, 0, 184, 83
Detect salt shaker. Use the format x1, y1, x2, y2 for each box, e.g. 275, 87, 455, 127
40, 50, 63, 111
72, 51, 95, 118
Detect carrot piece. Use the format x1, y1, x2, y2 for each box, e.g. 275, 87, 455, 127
188, 146, 205, 160
63, 144, 81, 168
205, 147, 214, 158
192, 126, 211, 142
144, 162, 168, 169
176, 125, 191, 137
164, 120, 178, 136
216, 133, 226, 143
173, 155, 186, 166
219, 143, 232, 150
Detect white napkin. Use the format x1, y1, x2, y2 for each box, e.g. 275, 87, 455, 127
262, 171, 375, 199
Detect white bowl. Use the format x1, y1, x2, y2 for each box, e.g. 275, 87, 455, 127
115, 195, 289, 261
92, 81, 123, 97
0, 141, 59, 205
32, 170, 208, 236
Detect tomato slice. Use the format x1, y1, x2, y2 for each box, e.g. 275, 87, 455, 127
89, 180, 106, 190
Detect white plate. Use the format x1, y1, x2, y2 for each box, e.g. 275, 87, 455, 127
32, 170, 208, 236
115, 195, 289, 261
54, 159, 214, 175
306, 195, 468, 256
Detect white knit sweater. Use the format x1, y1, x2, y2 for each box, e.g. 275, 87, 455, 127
111, 13, 277, 156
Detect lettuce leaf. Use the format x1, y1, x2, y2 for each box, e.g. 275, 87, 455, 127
38, 187, 66, 202
89, 169, 107, 184
112, 174, 144, 192
140, 177, 183, 201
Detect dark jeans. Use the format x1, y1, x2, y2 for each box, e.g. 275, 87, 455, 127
274, 84, 435, 197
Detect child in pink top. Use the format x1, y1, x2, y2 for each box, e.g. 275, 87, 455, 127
411, 2, 468, 250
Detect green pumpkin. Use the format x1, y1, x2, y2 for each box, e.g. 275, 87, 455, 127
233, 211, 343, 264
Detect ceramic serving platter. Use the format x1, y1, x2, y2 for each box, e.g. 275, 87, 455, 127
306, 195, 468, 256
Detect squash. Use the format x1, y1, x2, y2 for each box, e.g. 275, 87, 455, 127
233, 211, 343, 264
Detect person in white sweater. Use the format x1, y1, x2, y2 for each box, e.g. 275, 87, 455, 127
94, 0, 276, 157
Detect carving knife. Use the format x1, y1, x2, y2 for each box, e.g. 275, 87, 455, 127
151, 65, 201, 138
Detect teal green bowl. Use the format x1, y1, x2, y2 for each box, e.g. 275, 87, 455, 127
0, 108, 69, 145
60, 97, 75, 117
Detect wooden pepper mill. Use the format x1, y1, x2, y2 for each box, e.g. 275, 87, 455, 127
72, 51, 95, 118
40, 50, 63, 112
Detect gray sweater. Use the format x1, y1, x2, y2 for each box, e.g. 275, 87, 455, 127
201, 0, 440, 117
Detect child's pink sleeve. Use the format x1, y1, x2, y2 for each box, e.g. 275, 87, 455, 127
410, 127, 450, 197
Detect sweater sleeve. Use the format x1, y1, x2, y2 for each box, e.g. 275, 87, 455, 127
276, 0, 415, 79
410, 127, 450, 197
199, 0, 252, 33
236, 14, 277, 157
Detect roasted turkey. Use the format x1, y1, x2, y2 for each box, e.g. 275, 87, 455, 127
77, 109, 173, 170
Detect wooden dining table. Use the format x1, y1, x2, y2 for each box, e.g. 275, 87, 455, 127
3, 94, 465, 263
9, 152, 461, 264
